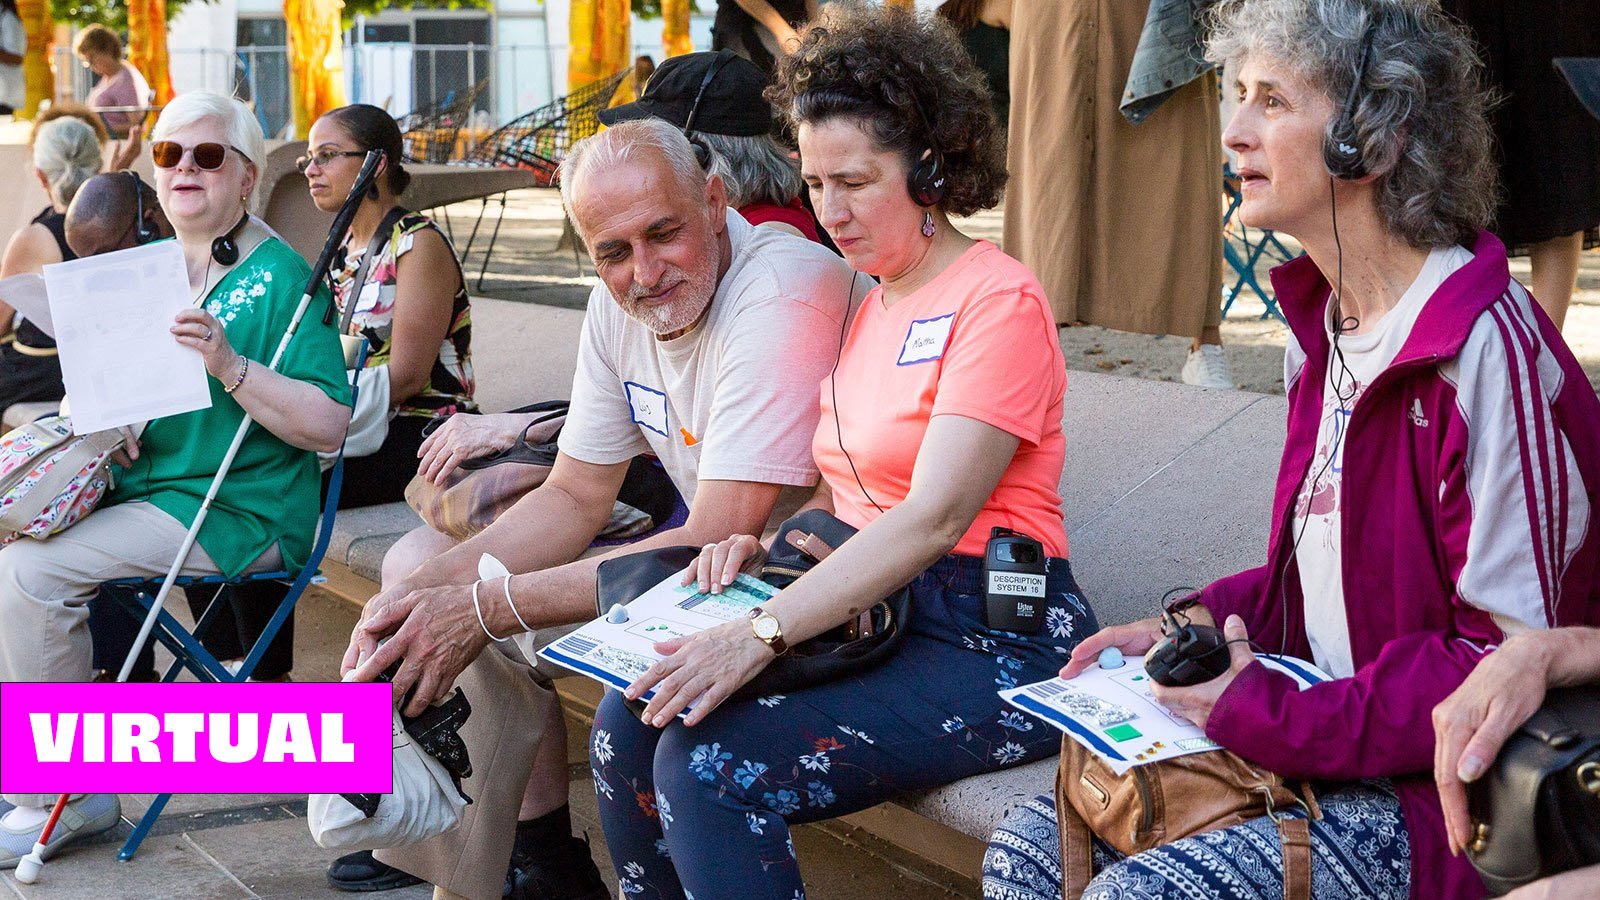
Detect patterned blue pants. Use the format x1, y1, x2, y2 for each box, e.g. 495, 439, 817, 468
982, 781, 1411, 899
591, 554, 1097, 900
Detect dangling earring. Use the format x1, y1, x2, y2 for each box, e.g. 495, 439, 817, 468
920, 210, 935, 238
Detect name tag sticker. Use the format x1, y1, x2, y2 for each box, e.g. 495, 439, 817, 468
897, 313, 956, 366
624, 382, 669, 437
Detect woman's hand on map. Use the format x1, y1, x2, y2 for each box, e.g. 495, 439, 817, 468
626, 618, 776, 727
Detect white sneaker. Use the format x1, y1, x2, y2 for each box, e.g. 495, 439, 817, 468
1181, 344, 1236, 390
0, 794, 121, 868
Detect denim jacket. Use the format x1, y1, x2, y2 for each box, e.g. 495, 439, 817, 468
1121, 0, 1216, 124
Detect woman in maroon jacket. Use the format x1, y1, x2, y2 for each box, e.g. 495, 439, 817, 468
984, 1, 1600, 898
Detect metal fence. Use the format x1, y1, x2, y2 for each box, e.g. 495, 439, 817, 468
57, 33, 694, 142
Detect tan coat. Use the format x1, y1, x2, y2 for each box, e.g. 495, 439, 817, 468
1004, 0, 1223, 337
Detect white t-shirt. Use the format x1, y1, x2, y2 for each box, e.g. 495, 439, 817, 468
1293, 245, 1473, 677
0, 11, 25, 110
559, 210, 865, 505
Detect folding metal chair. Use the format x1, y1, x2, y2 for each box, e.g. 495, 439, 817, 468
104, 344, 368, 861
1221, 164, 1294, 323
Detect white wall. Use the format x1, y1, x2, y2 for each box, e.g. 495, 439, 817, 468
167, 0, 239, 96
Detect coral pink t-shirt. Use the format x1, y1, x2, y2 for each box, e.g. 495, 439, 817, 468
814, 240, 1069, 558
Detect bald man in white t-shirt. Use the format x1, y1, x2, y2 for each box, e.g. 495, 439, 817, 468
331, 119, 864, 899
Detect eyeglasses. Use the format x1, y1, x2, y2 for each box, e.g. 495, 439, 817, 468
296, 149, 369, 174
151, 141, 245, 171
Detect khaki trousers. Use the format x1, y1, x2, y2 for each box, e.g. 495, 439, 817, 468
0, 501, 279, 807
376, 633, 563, 900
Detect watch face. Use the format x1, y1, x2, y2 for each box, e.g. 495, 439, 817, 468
754, 616, 779, 640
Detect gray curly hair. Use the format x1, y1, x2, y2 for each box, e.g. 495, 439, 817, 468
1206, 0, 1498, 249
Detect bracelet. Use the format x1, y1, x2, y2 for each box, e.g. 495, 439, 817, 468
222, 356, 249, 394
472, 579, 512, 642
502, 575, 534, 634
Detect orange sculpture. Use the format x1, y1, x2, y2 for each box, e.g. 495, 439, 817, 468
15, 0, 50, 118
663, 0, 692, 58
126, 0, 174, 107
285, 0, 347, 139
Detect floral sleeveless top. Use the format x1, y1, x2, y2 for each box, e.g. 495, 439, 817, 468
332, 210, 477, 418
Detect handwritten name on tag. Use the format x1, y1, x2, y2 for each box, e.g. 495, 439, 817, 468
897, 313, 956, 366
625, 382, 670, 437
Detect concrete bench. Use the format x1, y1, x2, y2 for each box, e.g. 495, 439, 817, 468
320, 296, 1286, 869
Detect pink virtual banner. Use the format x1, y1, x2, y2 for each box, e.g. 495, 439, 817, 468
0, 682, 393, 794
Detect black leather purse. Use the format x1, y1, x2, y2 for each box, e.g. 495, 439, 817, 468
594, 509, 912, 701
1466, 685, 1600, 895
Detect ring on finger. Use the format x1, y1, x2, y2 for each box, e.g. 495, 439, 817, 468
203, 326, 213, 342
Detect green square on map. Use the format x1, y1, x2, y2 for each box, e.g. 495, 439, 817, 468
1106, 724, 1142, 742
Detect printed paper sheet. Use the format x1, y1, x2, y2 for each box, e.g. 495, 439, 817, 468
42, 242, 211, 433
1000, 654, 1329, 775
538, 572, 778, 708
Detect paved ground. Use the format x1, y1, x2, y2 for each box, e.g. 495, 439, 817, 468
457, 188, 1600, 396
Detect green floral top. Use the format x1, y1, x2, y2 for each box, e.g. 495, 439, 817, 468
107, 238, 351, 577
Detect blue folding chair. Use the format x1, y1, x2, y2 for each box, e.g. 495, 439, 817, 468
1221, 164, 1295, 323
105, 344, 367, 861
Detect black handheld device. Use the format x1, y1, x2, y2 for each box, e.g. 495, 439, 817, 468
1144, 613, 1231, 687
982, 527, 1046, 634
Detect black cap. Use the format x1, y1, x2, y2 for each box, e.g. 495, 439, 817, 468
1555, 58, 1600, 123
598, 50, 774, 136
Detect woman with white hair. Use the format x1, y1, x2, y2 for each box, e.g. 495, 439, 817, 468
983, 1, 1600, 897
0, 92, 351, 868
0, 116, 102, 402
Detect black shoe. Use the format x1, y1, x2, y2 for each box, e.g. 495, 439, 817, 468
327, 850, 426, 892
504, 834, 610, 900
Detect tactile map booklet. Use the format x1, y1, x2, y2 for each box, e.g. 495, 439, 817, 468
538, 571, 778, 707
1000, 654, 1330, 775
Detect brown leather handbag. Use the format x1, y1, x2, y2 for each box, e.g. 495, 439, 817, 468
1054, 736, 1320, 899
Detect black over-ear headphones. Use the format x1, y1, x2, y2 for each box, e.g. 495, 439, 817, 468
906, 100, 947, 207
683, 50, 737, 171
1323, 16, 1378, 180
125, 171, 158, 245
211, 213, 249, 266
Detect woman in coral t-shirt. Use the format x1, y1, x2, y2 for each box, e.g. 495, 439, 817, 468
588, 9, 1099, 898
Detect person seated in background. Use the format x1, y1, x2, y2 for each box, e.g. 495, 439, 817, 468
0, 117, 103, 404
599, 50, 823, 243
326, 117, 863, 900
29, 101, 143, 172
589, 8, 1096, 897
0, 90, 350, 871
984, 1, 1600, 897
1433, 627, 1600, 899
63, 170, 174, 259
75, 24, 151, 139
210, 102, 482, 694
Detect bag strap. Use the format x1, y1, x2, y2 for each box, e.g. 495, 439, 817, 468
338, 206, 410, 337
0, 428, 124, 534
1277, 816, 1313, 900
1055, 751, 1096, 899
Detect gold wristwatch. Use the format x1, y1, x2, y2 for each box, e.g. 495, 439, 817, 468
748, 606, 789, 656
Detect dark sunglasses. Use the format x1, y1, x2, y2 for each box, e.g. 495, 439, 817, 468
151, 141, 245, 171
295, 149, 369, 174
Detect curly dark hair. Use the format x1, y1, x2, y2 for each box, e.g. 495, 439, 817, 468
767, 2, 1006, 217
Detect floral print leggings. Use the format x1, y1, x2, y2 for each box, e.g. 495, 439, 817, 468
590, 554, 1097, 900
